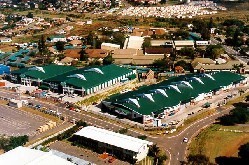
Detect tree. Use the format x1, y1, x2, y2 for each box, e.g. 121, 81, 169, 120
208, 17, 214, 29
175, 60, 190, 71
87, 32, 94, 46
103, 54, 114, 65
142, 37, 151, 49
201, 27, 210, 40
38, 35, 48, 64
112, 32, 126, 48
26, 12, 33, 18
55, 41, 65, 52
80, 48, 88, 61
179, 47, 195, 59
174, 30, 189, 40
149, 144, 160, 165
238, 143, 249, 161
206, 45, 224, 60
186, 154, 214, 165
232, 28, 241, 46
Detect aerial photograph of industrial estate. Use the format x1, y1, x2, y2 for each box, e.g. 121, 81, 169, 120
0, 0, 248, 164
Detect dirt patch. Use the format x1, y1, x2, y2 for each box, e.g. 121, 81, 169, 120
224, 135, 249, 157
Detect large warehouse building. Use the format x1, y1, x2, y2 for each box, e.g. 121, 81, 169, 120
72, 126, 152, 162
0, 146, 73, 165
10, 64, 135, 96
102, 71, 247, 123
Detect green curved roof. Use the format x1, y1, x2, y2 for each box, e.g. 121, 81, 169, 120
45, 64, 133, 90
107, 71, 245, 115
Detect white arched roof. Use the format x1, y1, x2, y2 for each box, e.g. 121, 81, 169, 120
85, 68, 104, 74
127, 98, 140, 108
169, 85, 181, 93
180, 81, 193, 89
150, 89, 168, 97
191, 77, 204, 84
28, 66, 45, 73
203, 73, 215, 80
67, 74, 87, 81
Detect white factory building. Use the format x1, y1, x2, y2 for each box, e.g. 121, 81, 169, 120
0, 146, 73, 165
73, 126, 153, 162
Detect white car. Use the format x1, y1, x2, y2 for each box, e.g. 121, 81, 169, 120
183, 137, 188, 143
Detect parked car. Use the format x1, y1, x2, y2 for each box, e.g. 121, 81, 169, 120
35, 104, 42, 109
183, 137, 188, 143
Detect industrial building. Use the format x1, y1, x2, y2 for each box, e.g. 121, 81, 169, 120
10, 64, 135, 96
72, 126, 152, 162
102, 71, 247, 123
0, 146, 73, 165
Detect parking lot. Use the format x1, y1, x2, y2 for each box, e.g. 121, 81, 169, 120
0, 105, 49, 136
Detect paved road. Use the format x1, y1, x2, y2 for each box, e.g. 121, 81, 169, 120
0, 88, 247, 165
153, 106, 234, 165
210, 38, 249, 64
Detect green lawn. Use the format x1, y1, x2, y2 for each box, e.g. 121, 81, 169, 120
188, 124, 249, 163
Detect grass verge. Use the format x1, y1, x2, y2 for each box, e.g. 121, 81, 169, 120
20, 106, 62, 123
188, 124, 249, 163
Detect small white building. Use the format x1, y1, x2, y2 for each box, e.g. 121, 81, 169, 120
48, 35, 67, 43
173, 40, 195, 50
74, 126, 153, 162
0, 146, 73, 165
9, 99, 23, 108
195, 41, 210, 46
0, 37, 12, 43
101, 42, 120, 51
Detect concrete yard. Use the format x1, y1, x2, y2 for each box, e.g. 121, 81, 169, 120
50, 141, 129, 165
0, 105, 49, 136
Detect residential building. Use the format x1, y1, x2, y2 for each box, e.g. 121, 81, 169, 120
47, 35, 67, 43
173, 40, 195, 51
101, 42, 120, 51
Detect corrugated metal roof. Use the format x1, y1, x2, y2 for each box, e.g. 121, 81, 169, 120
74, 126, 152, 152
107, 71, 245, 115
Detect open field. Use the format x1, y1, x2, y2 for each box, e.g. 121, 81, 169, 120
188, 124, 249, 163
0, 105, 48, 136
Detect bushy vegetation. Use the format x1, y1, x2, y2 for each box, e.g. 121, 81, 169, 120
218, 107, 249, 126
42, 120, 87, 145
0, 135, 29, 152
148, 144, 167, 165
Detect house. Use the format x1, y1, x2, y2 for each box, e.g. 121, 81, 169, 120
112, 49, 164, 65
59, 57, 75, 65
195, 41, 210, 47
64, 48, 81, 59
192, 58, 216, 66
47, 35, 67, 43
175, 66, 185, 73
151, 40, 172, 47
144, 47, 172, 57
0, 37, 12, 43
0, 146, 73, 165
85, 49, 109, 61
69, 40, 82, 47
73, 126, 152, 162
192, 60, 249, 73
101, 42, 120, 51
124, 36, 144, 50
173, 40, 195, 51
